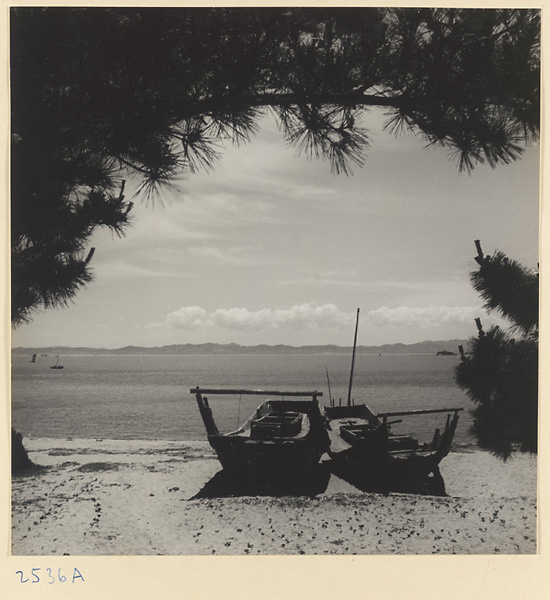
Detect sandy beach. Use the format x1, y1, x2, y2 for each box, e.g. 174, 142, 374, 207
11, 437, 537, 556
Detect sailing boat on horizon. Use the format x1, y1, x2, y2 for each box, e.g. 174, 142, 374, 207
50, 355, 64, 370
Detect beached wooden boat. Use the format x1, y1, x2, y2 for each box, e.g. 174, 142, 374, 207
324, 308, 462, 493
324, 403, 462, 493
191, 387, 331, 480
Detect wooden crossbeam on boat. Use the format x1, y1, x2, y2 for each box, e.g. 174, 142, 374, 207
378, 407, 463, 418
190, 387, 322, 398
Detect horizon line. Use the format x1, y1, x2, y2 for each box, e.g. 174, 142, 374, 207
11, 338, 468, 351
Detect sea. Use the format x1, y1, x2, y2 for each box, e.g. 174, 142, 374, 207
11, 353, 475, 446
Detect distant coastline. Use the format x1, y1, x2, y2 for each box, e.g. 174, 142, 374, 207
11, 339, 467, 357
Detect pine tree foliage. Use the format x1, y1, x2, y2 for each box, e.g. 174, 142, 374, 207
11, 8, 540, 324
455, 243, 538, 460
471, 250, 539, 337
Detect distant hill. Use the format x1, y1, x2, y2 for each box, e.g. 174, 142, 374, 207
11, 340, 467, 357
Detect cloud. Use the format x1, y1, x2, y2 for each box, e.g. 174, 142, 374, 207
187, 245, 281, 267
95, 261, 173, 279
276, 275, 443, 292
163, 303, 355, 331
289, 184, 337, 201
367, 306, 482, 329
165, 306, 208, 330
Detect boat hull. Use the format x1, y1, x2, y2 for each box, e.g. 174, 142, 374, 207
325, 404, 461, 494
330, 450, 447, 495
208, 434, 327, 480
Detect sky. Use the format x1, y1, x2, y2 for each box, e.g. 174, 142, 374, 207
11, 109, 540, 349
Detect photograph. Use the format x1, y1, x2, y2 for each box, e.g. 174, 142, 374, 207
9, 4, 540, 565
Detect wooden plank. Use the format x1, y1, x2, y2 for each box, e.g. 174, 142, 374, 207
190, 388, 322, 397
377, 407, 463, 418
326, 428, 353, 454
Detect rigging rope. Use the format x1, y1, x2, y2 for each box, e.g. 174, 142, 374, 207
236, 393, 242, 429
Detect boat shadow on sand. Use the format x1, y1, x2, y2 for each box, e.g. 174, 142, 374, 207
191, 461, 447, 499
328, 462, 448, 496
192, 463, 332, 499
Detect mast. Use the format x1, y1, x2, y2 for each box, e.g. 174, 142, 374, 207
326, 367, 333, 407
347, 308, 360, 407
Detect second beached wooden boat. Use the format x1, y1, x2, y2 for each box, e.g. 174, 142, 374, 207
324, 308, 462, 493
324, 403, 462, 493
191, 387, 331, 480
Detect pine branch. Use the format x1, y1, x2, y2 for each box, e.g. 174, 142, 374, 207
470, 246, 538, 337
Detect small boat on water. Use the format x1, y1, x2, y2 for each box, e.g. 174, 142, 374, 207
324, 308, 462, 494
50, 355, 64, 370
191, 387, 330, 480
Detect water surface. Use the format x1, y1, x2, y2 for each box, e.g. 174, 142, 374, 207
11, 353, 472, 444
